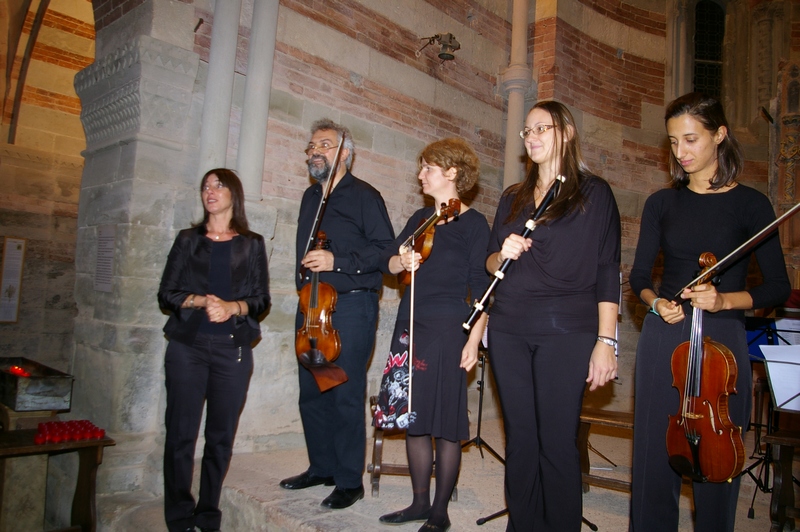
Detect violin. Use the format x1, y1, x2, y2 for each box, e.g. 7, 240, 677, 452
296, 231, 348, 392
665, 252, 744, 483
397, 198, 461, 285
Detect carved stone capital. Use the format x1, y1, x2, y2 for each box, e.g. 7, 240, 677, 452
501, 63, 532, 95
75, 36, 200, 153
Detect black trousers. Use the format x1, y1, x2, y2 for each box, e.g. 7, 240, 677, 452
488, 328, 594, 532
630, 312, 751, 532
296, 291, 378, 489
163, 333, 253, 532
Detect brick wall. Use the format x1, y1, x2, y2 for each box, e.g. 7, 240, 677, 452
0, 1, 94, 372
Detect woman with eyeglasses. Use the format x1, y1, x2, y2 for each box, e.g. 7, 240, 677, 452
158, 168, 270, 532
485, 101, 620, 531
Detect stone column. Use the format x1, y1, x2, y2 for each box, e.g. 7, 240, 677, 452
73, 34, 200, 498
501, 0, 532, 189
236, 0, 279, 201
198, 0, 243, 173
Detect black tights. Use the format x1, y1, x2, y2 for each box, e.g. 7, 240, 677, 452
404, 434, 461, 525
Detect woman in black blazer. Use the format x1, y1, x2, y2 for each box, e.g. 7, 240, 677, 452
158, 168, 270, 532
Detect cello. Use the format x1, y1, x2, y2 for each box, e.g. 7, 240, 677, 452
665, 252, 744, 483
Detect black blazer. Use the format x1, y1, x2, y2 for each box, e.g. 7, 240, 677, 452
158, 226, 270, 347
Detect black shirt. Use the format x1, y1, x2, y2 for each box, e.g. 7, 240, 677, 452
296, 171, 395, 292
629, 184, 790, 318
487, 175, 621, 335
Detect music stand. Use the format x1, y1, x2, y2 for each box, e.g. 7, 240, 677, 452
462, 348, 504, 464
759, 345, 800, 413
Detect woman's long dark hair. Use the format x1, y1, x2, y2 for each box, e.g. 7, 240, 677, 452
664, 92, 743, 189
197, 168, 250, 235
505, 100, 589, 225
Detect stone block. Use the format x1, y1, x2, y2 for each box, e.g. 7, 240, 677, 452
150, 0, 197, 51
18, 104, 85, 139
54, 133, 87, 158
128, 183, 174, 227
243, 200, 278, 242
268, 90, 304, 126
81, 145, 123, 187
115, 224, 175, 279
78, 180, 134, 227
69, 343, 114, 429
282, 10, 369, 77
301, 101, 339, 131
339, 115, 375, 151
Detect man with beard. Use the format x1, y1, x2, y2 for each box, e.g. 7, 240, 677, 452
280, 118, 395, 509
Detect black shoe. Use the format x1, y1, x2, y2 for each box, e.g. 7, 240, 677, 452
321, 485, 364, 509
199, 529, 220, 532
379, 508, 431, 524
279, 471, 335, 490
418, 519, 451, 532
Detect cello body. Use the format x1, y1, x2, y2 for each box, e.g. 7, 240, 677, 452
665, 252, 745, 483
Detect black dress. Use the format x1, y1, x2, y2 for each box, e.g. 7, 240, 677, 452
378, 207, 490, 441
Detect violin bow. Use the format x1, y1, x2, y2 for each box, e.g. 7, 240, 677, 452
301, 133, 346, 260
463, 175, 565, 331
672, 201, 800, 301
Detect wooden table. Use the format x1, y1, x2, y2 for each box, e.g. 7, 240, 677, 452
0, 429, 115, 532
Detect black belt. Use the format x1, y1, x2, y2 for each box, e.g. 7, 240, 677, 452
339, 288, 379, 294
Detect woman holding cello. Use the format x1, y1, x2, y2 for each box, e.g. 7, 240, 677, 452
377, 138, 489, 532
629, 92, 791, 531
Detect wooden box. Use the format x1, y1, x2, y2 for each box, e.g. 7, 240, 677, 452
0, 358, 73, 412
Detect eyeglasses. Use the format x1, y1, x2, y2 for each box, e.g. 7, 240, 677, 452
202, 181, 227, 192
304, 143, 340, 155
520, 125, 557, 138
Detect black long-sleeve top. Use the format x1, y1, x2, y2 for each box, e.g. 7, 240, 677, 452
295, 171, 395, 292
629, 184, 790, 319
379, 207, 490, 318
487, 175, 621, 335
158, 226, 270, 347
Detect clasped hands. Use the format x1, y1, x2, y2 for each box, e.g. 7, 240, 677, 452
205, 295, 238, 323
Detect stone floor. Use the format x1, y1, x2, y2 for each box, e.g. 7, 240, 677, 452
101, 411, 797, 531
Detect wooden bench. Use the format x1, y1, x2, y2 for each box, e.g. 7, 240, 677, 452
762, 430, 800, 532
579, 407, 634, 493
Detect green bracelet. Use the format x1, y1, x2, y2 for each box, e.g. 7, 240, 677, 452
650, 298, 662, 316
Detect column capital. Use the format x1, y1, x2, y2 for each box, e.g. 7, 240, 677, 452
501, 63, 532, 94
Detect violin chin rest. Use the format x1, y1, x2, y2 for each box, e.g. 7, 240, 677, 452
668, 455, 707, 483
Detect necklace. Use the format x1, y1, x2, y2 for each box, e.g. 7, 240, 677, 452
208, 227, 232, 241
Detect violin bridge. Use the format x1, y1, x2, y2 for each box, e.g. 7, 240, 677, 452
683, 412, 704, 420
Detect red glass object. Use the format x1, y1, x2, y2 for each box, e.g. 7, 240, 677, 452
8, 365, 31, 377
